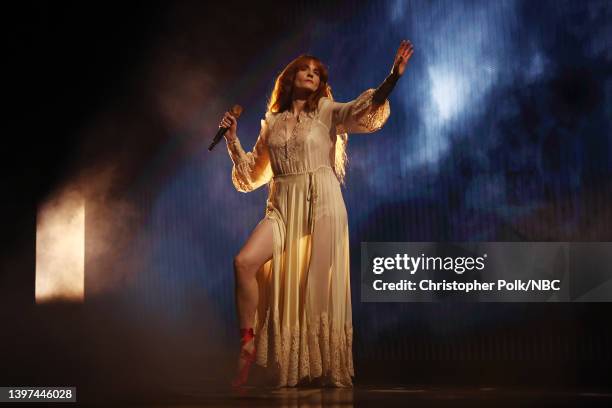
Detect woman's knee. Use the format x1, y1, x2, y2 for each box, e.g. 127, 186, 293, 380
233, 252, 256, 282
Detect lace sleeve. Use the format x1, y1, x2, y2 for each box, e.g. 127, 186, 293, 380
225, 117, 273, 193
331, 88, 391, 135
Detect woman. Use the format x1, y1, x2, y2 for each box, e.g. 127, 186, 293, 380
221, 40, 414, 388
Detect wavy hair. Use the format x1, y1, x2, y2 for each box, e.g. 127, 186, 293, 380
267, 54, 349, 185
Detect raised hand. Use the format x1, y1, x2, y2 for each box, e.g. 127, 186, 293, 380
391, 40, 414, 77
219, 111, 238, 141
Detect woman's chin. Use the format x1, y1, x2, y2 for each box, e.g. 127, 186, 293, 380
294, 85, 316, 96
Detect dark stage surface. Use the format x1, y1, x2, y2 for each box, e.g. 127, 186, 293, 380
81, 385, 612, 407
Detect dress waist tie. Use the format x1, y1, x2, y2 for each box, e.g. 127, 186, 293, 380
272, 164, 334, 234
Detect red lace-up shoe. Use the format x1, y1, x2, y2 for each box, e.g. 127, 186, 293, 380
231, 328, 256, 388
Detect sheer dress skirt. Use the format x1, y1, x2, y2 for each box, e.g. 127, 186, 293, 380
252, 164, 354, 387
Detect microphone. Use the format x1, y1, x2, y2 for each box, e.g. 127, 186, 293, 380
208, 104, 243, 151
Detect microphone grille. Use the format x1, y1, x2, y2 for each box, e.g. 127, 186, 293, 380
230, 104, 243, 118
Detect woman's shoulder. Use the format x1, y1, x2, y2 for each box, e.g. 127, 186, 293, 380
316, 96, 335, 115
264, 111, 276, 122
318, 96, 332, 108
262, 111, 281, 132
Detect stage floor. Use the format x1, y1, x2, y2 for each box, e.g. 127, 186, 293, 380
77, 384, 612, 407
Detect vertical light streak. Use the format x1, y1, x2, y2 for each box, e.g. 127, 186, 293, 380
35, 190, 85, 303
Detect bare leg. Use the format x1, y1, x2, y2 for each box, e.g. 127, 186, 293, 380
233, 218, 274, 359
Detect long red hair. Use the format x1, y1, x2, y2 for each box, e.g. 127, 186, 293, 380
267, 55, 349, 185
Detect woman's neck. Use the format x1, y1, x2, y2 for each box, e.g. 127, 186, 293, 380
290, 98, 307, 117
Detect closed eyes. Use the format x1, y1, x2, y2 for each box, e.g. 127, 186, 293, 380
300, 65, 320, 76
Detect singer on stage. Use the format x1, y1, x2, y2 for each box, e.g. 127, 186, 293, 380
220, 40, 414, 388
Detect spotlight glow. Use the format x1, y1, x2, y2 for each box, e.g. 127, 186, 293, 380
429, 67, 465, 121
35, 190, 85, 303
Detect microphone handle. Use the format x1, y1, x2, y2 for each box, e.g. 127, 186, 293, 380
208, 126, 229, 151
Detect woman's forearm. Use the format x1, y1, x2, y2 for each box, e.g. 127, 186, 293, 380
225, 133, 243, 160
372, 72, 400, 106
225, 132, 239, 144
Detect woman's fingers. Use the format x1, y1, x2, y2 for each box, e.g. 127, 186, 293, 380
396, 40, 413, 60
219, 111, 237, 129
398, 43, 406, 55
220, 113, 230, 128
225, 112, 236, 123
401, 41, 414, 60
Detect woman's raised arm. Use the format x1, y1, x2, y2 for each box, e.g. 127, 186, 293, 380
331, 40, 414, 135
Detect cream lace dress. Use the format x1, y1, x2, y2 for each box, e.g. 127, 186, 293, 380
225, 88, 390, 387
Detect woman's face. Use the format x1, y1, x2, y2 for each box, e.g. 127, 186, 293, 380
293, 60, 321, 93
